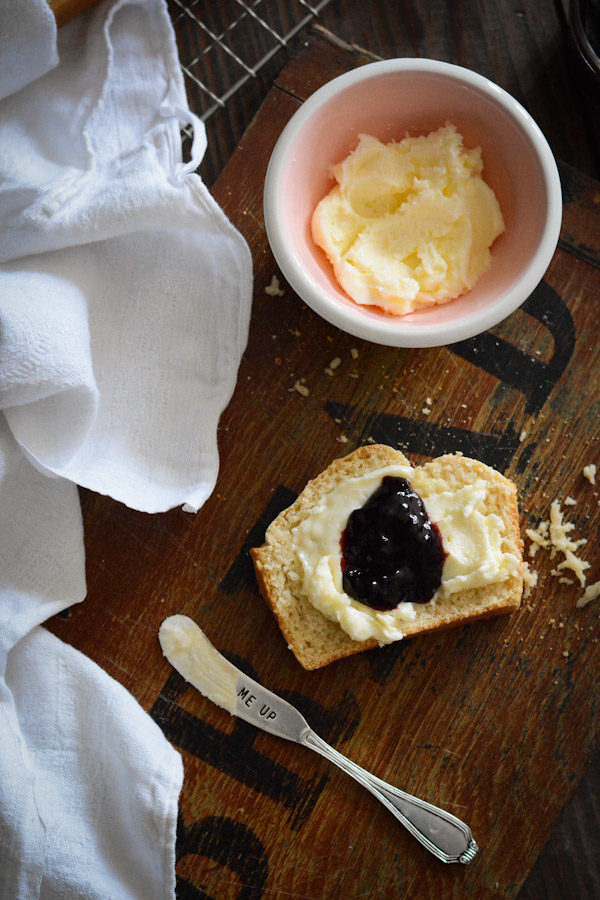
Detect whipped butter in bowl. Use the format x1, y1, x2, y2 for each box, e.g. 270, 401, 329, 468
311, 125, 505, 317
263, 58, 562, 347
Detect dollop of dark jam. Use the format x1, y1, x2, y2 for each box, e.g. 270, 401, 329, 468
341, 476, 445, 611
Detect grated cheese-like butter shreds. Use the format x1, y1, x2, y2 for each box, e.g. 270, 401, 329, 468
548, 500, 589, 586
525, 499, 596, 606
525, 519, 550, 557
577, 580, 600, 608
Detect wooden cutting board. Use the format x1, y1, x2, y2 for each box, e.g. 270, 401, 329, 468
48, 31, 600, 899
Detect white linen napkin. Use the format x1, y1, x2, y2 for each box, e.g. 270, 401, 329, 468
0, 0, 58, 101
0, 0, 252, 896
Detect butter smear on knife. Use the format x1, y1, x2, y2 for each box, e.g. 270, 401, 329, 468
311, 124, 504, 316
159, 615, 237, 714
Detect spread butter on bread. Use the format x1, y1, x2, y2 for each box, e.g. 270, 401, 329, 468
251, 445, 523, 670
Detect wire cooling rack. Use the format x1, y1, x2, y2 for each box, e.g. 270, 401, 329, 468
168, 0, 333, 121
166, 0, 334, 182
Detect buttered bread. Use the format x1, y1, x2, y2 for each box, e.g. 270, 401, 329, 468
251, 445, 523, 670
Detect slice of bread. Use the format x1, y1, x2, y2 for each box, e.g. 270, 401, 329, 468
250, 445, 523, 670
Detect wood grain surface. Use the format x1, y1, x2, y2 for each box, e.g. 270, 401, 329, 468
48, 0, 101, 28
46, 27, 600, 900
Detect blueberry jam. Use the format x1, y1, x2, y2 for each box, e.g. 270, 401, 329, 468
341, 476, 445, 611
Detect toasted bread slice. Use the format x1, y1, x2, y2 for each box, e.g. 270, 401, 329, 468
251, 445, 523, 670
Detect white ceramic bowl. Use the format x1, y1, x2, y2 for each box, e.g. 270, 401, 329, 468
263, 58, 562, 348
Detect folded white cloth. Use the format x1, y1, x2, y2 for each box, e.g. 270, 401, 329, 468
0, 0, 251, 513
0, 0, 58, 101
3, 622, 183, 900
0, 0, 252, 896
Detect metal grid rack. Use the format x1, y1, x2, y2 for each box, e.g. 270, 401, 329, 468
168, 0, 333, 122
166, 0, 333, 182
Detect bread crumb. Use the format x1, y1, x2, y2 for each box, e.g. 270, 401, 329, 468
290, 380, 309, 397
564, 496, 577, 506
426, 397, 432, 406
350, 348, 359, 359
522, 562, 538, 598
422, 407, 431, 415
583, 464, 596, 485
577, 580, 600, 609
265, 275, 285, 296
520, 430, 527, 442
325, 357, 342, 376
336, 433, 349, 443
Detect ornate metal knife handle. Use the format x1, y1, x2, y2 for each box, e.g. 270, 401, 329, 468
301, 729, 478, 864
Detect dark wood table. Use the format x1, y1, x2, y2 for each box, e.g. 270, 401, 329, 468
49, 1, 600, 897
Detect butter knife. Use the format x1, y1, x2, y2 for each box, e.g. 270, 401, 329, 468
158, 614, 478, 865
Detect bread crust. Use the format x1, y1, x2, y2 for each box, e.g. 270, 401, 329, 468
251, 445, 523, 670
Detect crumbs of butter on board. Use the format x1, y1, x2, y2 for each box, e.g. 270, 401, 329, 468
583, 463, 596, 485
578, 580, 600, 609
522, 562, 538, 598
525, 497, 597, 607
265, 275, 285, 296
